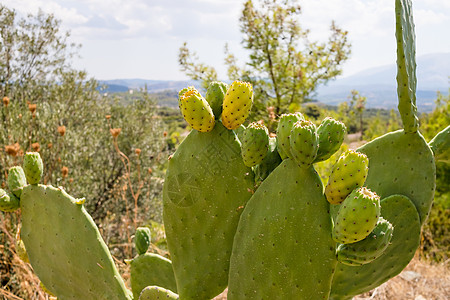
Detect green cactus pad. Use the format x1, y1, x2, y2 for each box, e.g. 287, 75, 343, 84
135, 227, 151, 255
179, 88, 215, 132
20, 185, 132, 300
325, 150, 369, 204
0, 188, 20, 212
16, 238, 30, 263
130, 253, 177, 299
314, 117, 346, 163
336, 217, 393, 266
358, 130, 435, 225
7, 166, 27, 198
221, 81, 253, 130
396, 0, 418, 133
276, 112, 304, 160
228, 159, 336, 299
23, 152, 43, 185
205, 81, 229, 119
253, 137, 282, 184
163, 122, 254, 299
332, 187, 380, 244
139, 286, 179, 300
429, 125, 450, 164
330, 194, 420, 299
289, 120, 318, 168
241, 122, 270, 167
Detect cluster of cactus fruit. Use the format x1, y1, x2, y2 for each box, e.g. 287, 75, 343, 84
0, 0, 449, 299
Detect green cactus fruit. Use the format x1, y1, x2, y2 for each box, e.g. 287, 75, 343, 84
241, 122, 270, 167
276, 112, 304, 160
228, 159, 336, 299
7, 166, 27, 198
130, 253, 177, 299
289, 120, 318, 168
221, 80, 253, 130
16, 238, 29, 263
0, 188, 20, 212
205, 81, 229, 119
135, 227, 151, 255
163, 122, 254, 299
429, 125, 450, 164
336, 217, 393, 266
325, 150, 369, 204
314, 117, 346, 163
179, 88, 215, 132
332, 186, 381, 244
23, 152, 43, 185
20, 185, 132, 300
253, 137, 282, 184
358, 130, 435, 225
139, 286, 179, 300
330, 195, 421, 300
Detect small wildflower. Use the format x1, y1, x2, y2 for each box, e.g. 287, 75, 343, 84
163, 131, 168, 137
31, 142, 40, 152
61, 166, 69, 178
69, 178, 74, 183
57, 125, 66, 136
135, 148, 141, 156
28, 103, 37, 114
5, 143, 20, 156
148, 168, 153, 174
2, 97, 10, 107
18, 114, 22, 119
105, 115, 111, 120
110, 128, 121, 138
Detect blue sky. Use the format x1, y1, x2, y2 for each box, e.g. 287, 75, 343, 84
4, 0, 450, 81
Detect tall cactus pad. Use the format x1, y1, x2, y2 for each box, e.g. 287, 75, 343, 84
325, 150, 369, 204
135, 227, 151, 255
221, 81, 253, 130
332, 187, 380, 244
179, 88, 215, 132
20, 185, 131, 300
0, 189, 20, 212
205, 81, 229, 119
139, 286, 179, 300
330, 195, 420, 299
396, 0, 418, 133
241, 122, 269, 167
276, 113, 304, 160
289, 120, 318, 168
314, 117, 346, 163
358, 130, 435, 225
130, 253, 177, 299
336, 217, 393, 266
23, 152, 43, 184
163, 122, 254, 299
429, 125, 450, 164
7, 166, 27, 198
228, 159, 336, 299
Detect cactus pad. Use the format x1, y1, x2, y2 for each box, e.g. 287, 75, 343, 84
228, 159, 336, 299
314, 117, 346, 163
163, 122, 254, 299
23, 152, 43, 184
179, 88, 215, 132
429, 125, 450, 164
0, 188, 20, 212
130, 253, 177, 299
221, 81, 253, 130
240, 122, 270, 167
139, 286, 179, 300
20, 185, 131, 299
330, 194, 420, 299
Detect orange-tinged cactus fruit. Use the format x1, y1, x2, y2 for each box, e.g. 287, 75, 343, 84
221, 81, 253, 130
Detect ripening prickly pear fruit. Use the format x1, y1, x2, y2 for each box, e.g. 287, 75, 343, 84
205, 81, 229, 119
7, 166, 27, 198
241, 122, 269, 167
289, 120, 318, 167
276, 112, 304, 159
221, 81, 253, 129
325, 150, 369, 204
179, 88, 215, 132
314, 117, 346, 163
332, 186, 381, 244
23, 152, 43, 185
178, 86, 195, 98
135, 227, 151, 255
336, 217, 393, 266
0, 188, 20, 212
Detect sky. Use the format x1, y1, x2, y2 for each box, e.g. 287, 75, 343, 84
3, 0, 450, 81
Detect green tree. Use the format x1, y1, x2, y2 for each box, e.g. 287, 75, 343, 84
349, 89, 366, 138
179, 0, 351, 123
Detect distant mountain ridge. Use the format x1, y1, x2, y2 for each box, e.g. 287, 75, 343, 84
99, 53, 449, 112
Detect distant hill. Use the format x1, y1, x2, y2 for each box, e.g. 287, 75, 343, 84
99, 53, 449, 112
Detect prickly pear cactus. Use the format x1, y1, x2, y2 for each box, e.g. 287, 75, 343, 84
205, 81, 229, 118
7, 166, 26, 197
23, 152, 43, 185
429, 125, 450, 164
276, 112, 304, 159
221, 81, 253, 130
135, 227, 152, 255
289, 120, 318, 168
139, 286, 179, 300
314, 117, 346, 163
163, 120, 254, 299
0, 188, 20, 212
178, 88, 215, 132
240, 122, 270, 167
